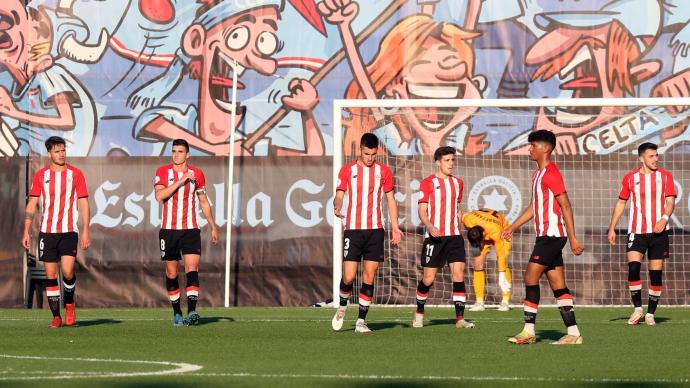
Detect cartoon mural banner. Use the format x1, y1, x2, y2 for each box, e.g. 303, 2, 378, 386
1, 154, 689, 307
2, 0, 690, 157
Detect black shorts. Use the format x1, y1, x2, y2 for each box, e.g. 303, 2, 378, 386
159, 229, 201, 261
343, 229, 384, 262
420, 235, 466, 268
38, 232, 78, 262
529, 236, 567, 268
626, 232, 669, 260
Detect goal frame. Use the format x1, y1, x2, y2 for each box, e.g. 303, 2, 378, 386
332, 97, 690, 308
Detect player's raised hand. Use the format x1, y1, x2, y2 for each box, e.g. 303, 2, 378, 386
653, 218, 668, 234
318, 0, 359, 26
570, 238, 584, 256
181, 170, 195, 183
607, 229, 617, 246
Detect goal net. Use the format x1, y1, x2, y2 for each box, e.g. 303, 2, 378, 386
333, 98, 690, 307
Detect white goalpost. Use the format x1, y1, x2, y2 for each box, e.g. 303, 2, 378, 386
333, 97, 690, 308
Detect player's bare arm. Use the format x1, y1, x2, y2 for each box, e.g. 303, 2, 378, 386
385, 190, 403, 244
653, 196, 676, 234
333, 190, 345, 218
79, 197, 91, 250
501, 202, 533, 240
418, 202, 440, 237
197, 191, 220, 245
154, 172, 194, 202
607, 199, 628, 245
22, 196, 39, 250
555, 192, 583, 255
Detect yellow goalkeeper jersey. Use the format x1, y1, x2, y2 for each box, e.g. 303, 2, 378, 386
462, 209, 511, 262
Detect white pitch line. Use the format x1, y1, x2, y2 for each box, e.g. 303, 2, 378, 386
0, 355, 202, 381
187, 372, 690, 384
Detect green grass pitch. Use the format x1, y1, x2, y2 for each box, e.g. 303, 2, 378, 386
1, 307, 689, 387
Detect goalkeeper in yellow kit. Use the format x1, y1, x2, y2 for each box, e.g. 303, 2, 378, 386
462, 209, 512, 311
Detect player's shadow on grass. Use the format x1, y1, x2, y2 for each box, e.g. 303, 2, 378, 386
197, 316, 235, 325
366, 321, 409, 331
425, 318, 487, 327
609, 316, 670, 324
535, 329, 564, 342
426, 318, 461, 327
74, 319, 122, 327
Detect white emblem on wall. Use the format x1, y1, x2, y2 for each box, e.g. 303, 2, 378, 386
468, 176, 522, 223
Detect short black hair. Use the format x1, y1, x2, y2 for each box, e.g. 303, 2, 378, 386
360, 133, 379, 149
172, 139, 190, 152
467, 226, 484, 248
637, 142, 658, 156
527, 129, 556, 150
45, 136, 66, 152
434, 146, 456, 161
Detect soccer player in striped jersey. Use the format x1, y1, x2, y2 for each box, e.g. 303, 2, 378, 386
502, 130, 584, 345
413, 146, 475, 329
607, 142, 675, 326
463, 209, 512, 312
154, 139, 219, 326
332, 133, 403, 334
22, 136, 90, 328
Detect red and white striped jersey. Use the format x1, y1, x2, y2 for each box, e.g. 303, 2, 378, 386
154, 164, 206, 230
336, 160, 394, 230
532, 163, 567, 237
30, 165, 88, 234
418, 174, 463, 237
619, 168, 676, 234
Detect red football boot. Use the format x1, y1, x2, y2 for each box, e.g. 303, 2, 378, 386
65, 304, 76, 326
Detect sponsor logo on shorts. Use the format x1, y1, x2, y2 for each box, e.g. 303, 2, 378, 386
532, 255, 539, 261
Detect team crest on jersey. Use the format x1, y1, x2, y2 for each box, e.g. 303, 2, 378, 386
468, 176, 522, 223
